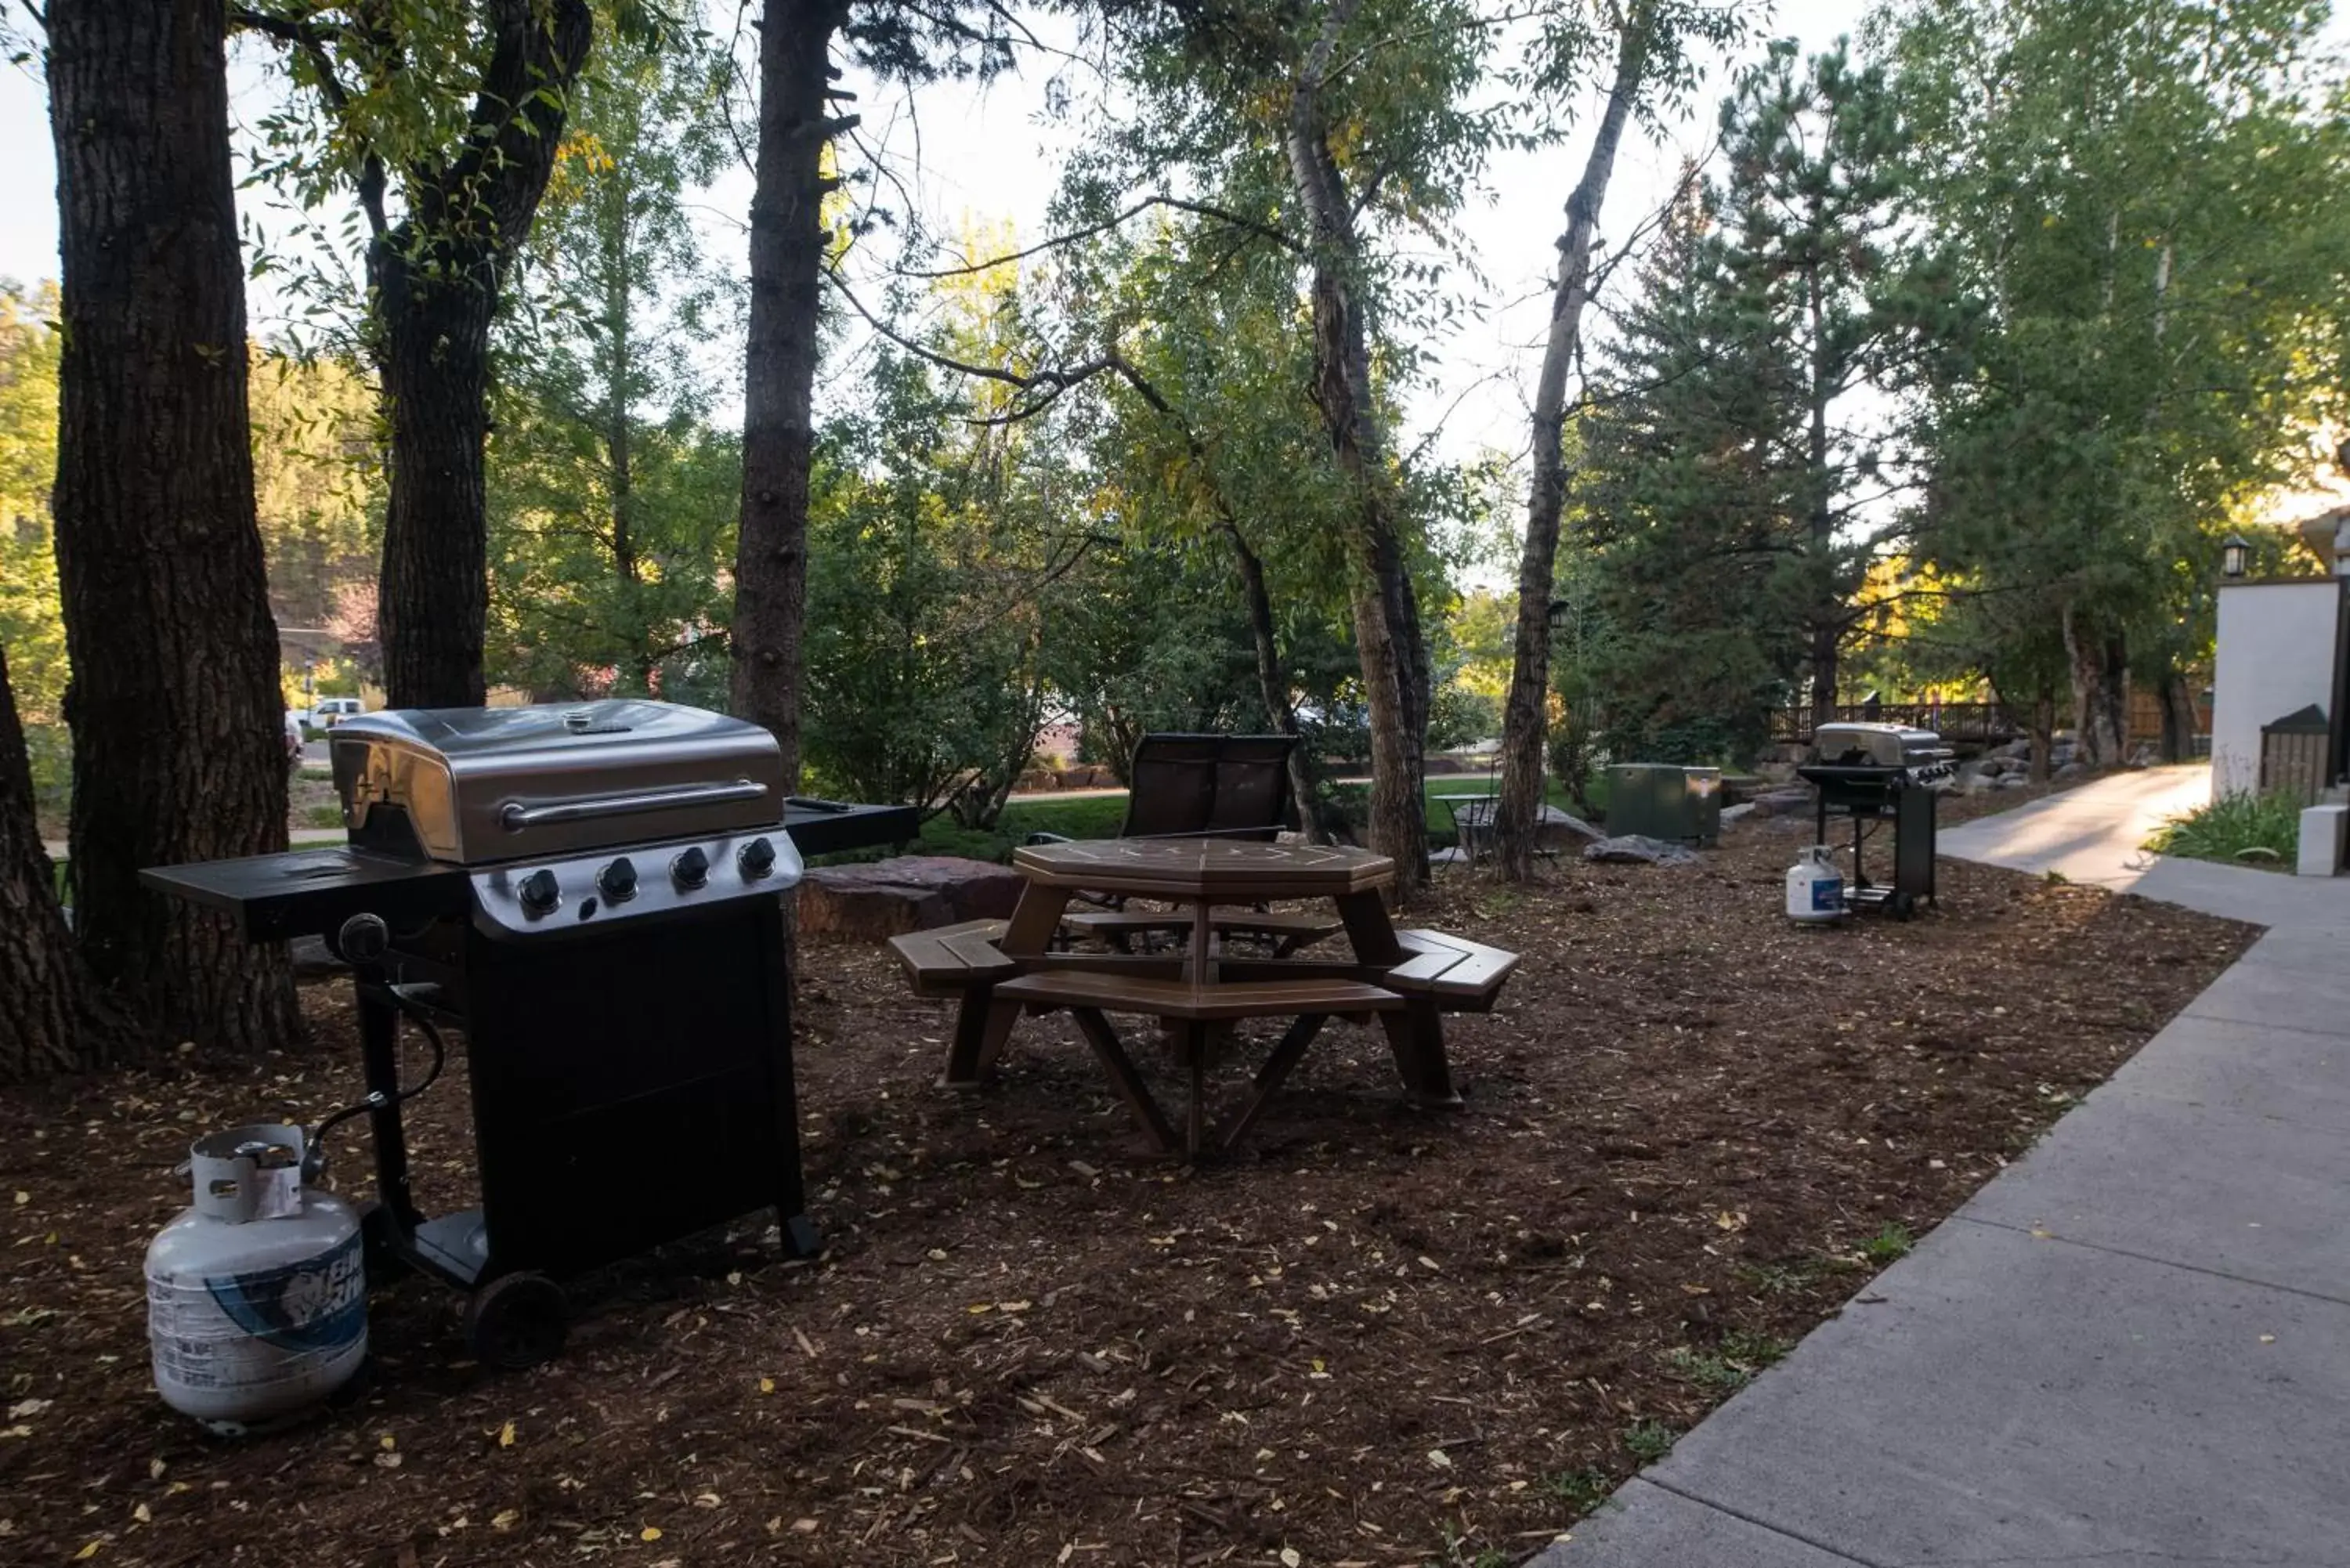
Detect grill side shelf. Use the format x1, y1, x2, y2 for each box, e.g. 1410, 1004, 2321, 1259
140, 850, 471, 943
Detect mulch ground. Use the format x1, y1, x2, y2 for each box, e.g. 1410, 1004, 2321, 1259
0, 795, 2254, 1568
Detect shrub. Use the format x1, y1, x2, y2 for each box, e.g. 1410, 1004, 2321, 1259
2143, 791, 2302, 871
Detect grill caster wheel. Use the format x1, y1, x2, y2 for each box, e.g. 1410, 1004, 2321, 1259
1890, 891, 1918, 920
465, 1272, 568, 1371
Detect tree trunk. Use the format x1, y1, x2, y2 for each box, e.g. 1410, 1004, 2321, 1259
1222, 517, 1329, 843
2158, 670, 2198, 764
377, 279, 495, 707
0, 644, 136, 1082
2061, 602, 2128, 768
48, 0, 299, 1053
1285, 0, 1428, 893
2030, 688, 2055, 783
371, 0, 592, 709
1494, 7, 1650, 879
732, 0, 850, 789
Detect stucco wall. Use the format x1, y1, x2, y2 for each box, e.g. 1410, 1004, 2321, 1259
2211, 580, 2342, 798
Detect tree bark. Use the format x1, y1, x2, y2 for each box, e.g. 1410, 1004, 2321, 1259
2158, 670, 2198, 764
1493, 8, 1650, 879
0, 644, 136, 1083
732, 0, 851, 789
1285, 0, 1429, 893
372, 0, 592, 708
48, 0, 299, 1053
2061, 602, 2128, 768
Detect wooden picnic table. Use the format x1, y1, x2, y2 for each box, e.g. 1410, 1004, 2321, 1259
909, 840, 1515, 1157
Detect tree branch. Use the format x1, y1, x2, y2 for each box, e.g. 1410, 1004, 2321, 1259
890, 193, 1300, 281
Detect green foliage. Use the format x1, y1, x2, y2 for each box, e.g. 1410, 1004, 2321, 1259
2143, 791, 2304, 870
1622, 1420, 1679, 1464
1539, 1468, 1616, 1517
1887, 0, 2349, 745
0, 281, 65, 731
486, 20, 739, 703
1861, 1222, 1915, 1263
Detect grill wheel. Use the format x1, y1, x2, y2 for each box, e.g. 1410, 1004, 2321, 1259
463, 1271, 569, 1371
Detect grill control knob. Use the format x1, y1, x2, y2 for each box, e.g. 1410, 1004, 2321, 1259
670, 846, 710, 889
738, 836, 777, 879
596, 856, 638, 901
519, 868, 561, 915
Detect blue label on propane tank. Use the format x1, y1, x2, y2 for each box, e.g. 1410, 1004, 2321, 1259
203, 1232, 365, 1354
1812, 880, 1843, 911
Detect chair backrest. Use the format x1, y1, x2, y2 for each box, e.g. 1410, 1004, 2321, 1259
1119, 733, 1296, 840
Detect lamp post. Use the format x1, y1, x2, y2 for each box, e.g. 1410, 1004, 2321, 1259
2221, 534, 2251, 580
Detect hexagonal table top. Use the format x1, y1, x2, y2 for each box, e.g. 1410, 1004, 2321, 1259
1012, 838, 1395, 898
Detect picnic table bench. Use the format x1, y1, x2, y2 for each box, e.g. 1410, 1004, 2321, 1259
884, 841, 1520, 1158
1059, 907, 1342, 956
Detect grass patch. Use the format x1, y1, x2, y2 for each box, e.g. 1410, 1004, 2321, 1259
1622, 1420, 1678, 1464
1661, 1330, 1794, 1393
2142, 790, 2302, 872
1860, 1222, 1915, 1263
1538, 1468, 1615, 1516
301, 804, 347, 829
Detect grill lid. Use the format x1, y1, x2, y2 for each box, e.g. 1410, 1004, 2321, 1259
331, 701, 786, 864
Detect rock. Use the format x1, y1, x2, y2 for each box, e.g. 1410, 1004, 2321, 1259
1745, 787, 1814, 820
1719, 802, 1755, 826
1541, 807, 1604, 841
2128, 742, 2160, 768
1976, 756, 2008, 778
798, 854, 1025, 944
1998, 737, 2033, 761
1583, 834, 1701, 867
1998, 774, 2030, 789
2052, 761, 2089, 782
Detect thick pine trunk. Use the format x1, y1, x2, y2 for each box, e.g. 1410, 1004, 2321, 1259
377, 278, 494, 707
2061, 602, 2128, 768
0, 645, 136, 1082
48, 0, 298, 1053
732, 0, 850, 788
2158, 670, 2197, 764
370, 0, 591, 710
1494, 9, 1649, 879
1286, 0, 1428, 892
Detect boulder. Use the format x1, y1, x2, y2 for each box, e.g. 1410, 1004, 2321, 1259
1744, 786, 1815, 820
290, 934, 347, 980
1998, 773, 2030, 789
1583, 834, 1701, 867
2052, 761, 2090, 782
798, 854, 1025, 944
1542, 807, 1605, 841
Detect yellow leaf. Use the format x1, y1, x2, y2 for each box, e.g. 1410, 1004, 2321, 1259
642, 1526, 663, 1542
497, 1419, 515, 1448
378, 1433, 396, 1451
74, 1545, 103, 1562
491, 1510, 520, 1531
758, 1377, 775, 1394
966, 1303, 993, 1314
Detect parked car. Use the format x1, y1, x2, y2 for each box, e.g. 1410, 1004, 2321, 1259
310, 697, 365, 728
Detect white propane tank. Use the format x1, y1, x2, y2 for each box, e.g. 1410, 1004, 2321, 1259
146, 1123, 366, 1434
1785, 847, 1846, 924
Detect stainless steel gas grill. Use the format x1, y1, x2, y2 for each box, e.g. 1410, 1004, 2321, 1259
1795, 721, 1957, 919
140, 700, 878, 1369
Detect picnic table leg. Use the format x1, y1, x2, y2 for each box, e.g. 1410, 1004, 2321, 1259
1184, 1022, 1209, 1157
1378, 999, 1462, 1107
939, 990, 1021, 1089
1068, 1006, 1180, 1155
1000, 881, 1075, 956
1219, 1012, 1328, 1150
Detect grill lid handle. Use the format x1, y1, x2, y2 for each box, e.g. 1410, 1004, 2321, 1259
498, 778, 770, 831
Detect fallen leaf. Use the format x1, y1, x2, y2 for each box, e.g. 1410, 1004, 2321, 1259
758, 1377, 776, 1394
497, 1420, 515, 1448
1427, 1449, 1452, 1469
73, 1543, 102, 1561
1281, 1549, 1303, 1567
491, 1511, 519, 1532
640, 1526, 663, 1542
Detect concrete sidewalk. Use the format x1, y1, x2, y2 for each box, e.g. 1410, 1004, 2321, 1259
1537, 768, 2350, 1568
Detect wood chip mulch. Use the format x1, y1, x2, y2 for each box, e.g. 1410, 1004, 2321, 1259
0, 800, 2254, 1567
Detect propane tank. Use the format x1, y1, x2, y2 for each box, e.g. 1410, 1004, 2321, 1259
1785, 846, 1846, 924
146, 1123, 366, 1434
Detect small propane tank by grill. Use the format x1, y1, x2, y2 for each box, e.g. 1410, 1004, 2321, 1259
146, 1123, 366, 1434
1785, 847, 1846, 924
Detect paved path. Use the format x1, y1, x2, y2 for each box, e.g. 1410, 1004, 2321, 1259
1536, 767, 2350, 1568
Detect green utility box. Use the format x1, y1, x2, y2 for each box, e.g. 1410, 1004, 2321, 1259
1605, 764, 1723, 844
